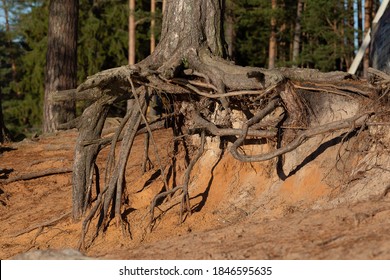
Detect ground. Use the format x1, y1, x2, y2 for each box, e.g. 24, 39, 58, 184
1, 124, 390, 260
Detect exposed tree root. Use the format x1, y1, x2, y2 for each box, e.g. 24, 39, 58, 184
142, 133, 154, 173
10, 211, 71, 238
54, 50, 380, 249
150, 130, 206, 228
44, 0, 390, 250
0, 167, 72, 184
231, 111, 373, 162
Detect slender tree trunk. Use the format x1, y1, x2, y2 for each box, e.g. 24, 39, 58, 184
127, 0, 136, 110
357, 0, 363, 45
344, 0, 354, 69
0, 89, 10, 143
128, 0, 136, 65
372, 0, 380, 19
162, 0, 166, 14
224, 0, 236, 59
292, 0, 303, 65
0, 0, 11, 142
150, 0, 156, 53
1, 0, 17, 85
268, 0, 277, 69
43, 0, 78, 133
363, 0, 373, 78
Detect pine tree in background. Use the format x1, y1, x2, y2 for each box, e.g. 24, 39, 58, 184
225, 0, 237, 59
128, 0, 135, 65
150, 0, 156, 53
292, 0, 303, 65
363, 0, 373, 78
357, 0, 363, 46
268, 0, 277, 69
1, 0, 16, 82
299, 0, 355, 71
43, 0, 78, 133
0, 0, 41, 140
0, 29, 11, 143
233, 0, 273, 67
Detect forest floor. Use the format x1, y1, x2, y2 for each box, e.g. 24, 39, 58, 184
1, 124, 390, 260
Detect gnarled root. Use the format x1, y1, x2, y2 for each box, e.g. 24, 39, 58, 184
150, 130, 206, 228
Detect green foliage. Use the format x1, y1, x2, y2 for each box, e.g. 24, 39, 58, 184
230, 0, 297, 67
233, 0, 272, 66
299, 0, 355, 71
78, 0, 129, 81
229, 0, 355, 71
2, 0, 48, 138
0, 1, 44, 138
78, 0, 162, 81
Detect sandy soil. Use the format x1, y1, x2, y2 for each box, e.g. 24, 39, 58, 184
1, 127, 390, 260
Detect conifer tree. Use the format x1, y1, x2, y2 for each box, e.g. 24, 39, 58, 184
43, 0, 78, 133
268, 0, 277, 69
292, 0, 303, 65
363, 0, 373, 78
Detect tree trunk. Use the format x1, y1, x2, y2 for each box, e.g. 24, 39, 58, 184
1, 0, 17, 82
225, 0, 236, 59
128, 0, 136, 65
141, 0, 228, 71
292, 0, 303, 65
162, 0, 166, 15
43, 0, 78, 133
0, 89, 10, 143
150, 0, 156, 54
363, 0, 373, 78
357, 0, 363, 46
345, 0, 354, 69
0, 0, 12, 142
268, 0, 277, 69
127, 0, 136, 110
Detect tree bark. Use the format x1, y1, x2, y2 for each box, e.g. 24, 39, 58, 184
150, 0, 156, 54
128, 0, 136, 65
357, 0, 363, 46
1, 0, 17, 82
162, 0, 166, 15
268, 0, 277, 69
224, 0, 236, 59
292, 0, 303, 65
141, 0, 228, 71
363, 0, 373, 78
345, 0, 354, 69
43, 0, 78, 133
0, 89, 9, 143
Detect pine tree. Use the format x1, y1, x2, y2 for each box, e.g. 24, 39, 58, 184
0, 0, 40, 139
292, 0, 303, 65
0, 30, 11, 143
128, 0, 135, 65
43, 0, 78, 133
363, 0, 373, 78
268, 0, 277, 69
